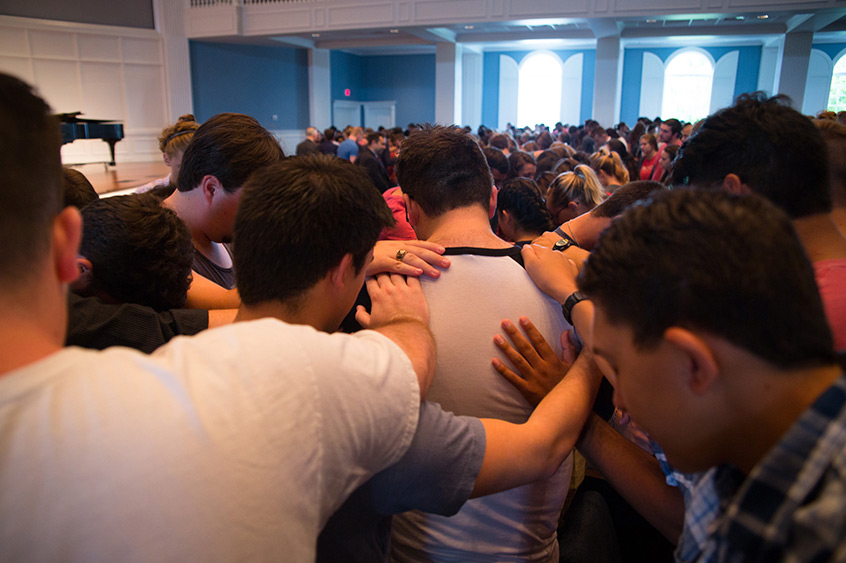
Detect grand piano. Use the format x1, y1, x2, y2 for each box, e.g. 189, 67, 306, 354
57, 112, 124, 166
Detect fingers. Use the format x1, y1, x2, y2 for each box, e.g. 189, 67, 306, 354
516, 316, 558, 362
400, 252, 444, 278
355, 304, 371, 328
491, 357, 529, 389
404, 239, 446, 255
561, 330, 577, 366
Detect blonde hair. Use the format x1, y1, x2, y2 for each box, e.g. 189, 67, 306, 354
547, 164, 606, 211
592, 152, 629, 185
157, 114, 199, 157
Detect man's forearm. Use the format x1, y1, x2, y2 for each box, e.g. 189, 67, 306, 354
374, 319, 436, 398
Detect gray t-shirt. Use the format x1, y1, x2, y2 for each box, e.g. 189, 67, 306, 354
317, 400, 485, 562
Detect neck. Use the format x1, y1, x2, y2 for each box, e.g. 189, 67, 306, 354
791, 213, 846, 262
566, 212, 610, 251
418, 206, 512, 248
234, 286, 338, 333
0, 275, 67, 376
163, 189, 215, 255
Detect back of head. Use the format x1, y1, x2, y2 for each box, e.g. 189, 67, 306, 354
0, 73, 63, 290
507, 150, 536, 180
234, 155, 395, 306
593, 152, 629, 184
79, 193, 193, 310
63, 167, 99, 209
579, 189, 835, 367
397, 125, 493, 217
177, 113, 284, 193
547, 165, 606, 210
158, 114, 199, 158
591, 180, 666, 218
497, 178, 554, 235
482, 146, 509, 176
671, 93, 830, 218
366, 131, 382, 146
490, 133, 509, 150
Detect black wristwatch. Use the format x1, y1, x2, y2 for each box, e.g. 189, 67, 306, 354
552, 238, 575, 252
561, 291, 587, 325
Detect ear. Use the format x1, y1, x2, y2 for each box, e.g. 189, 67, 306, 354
163, 152, 172, 167
721, 173, 751, 196
327, 253, 356, 290
664, 327, 719, 396
489, 185, 498, 219
200, 175, 223, 205
403, 193, 421, 226
567, 201, 581, 213
54, 207, 83, 284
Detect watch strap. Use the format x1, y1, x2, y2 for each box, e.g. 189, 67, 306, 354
561, 291, 587, 326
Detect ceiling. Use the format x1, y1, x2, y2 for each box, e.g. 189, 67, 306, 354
263, 8, 846, 55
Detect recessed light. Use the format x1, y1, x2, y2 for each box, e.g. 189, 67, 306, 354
757, 14, 769, 19
389, 29, 399, 33
464, 25, 474, 30
311, 33, 320, 38
734, 16, 745, 21
645, 19, 657, 23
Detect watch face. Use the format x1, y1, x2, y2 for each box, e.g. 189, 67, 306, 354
553, 238, 573, 252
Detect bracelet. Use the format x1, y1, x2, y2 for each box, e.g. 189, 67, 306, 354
561, 291, 588, 326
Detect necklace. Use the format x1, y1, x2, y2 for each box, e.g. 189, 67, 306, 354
566, 222, 580, 247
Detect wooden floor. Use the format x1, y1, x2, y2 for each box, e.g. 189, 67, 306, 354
69, 160, 170, 197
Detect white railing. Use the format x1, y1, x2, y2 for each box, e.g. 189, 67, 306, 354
189, 0, 314, 6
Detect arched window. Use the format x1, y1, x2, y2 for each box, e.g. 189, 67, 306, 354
661, 50, 714, 123
517, 51, 562, 128
827, 54, 846, 112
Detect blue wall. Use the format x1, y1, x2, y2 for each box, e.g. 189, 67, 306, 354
330, 52, 436, 126
619, 45, 762, 124
481, 50, 596, 127
189, 40, 310, 130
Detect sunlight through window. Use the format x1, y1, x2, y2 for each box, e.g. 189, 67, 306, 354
662, 50, 713, 123
828, 55, 846, 113
517, 52, 562, 128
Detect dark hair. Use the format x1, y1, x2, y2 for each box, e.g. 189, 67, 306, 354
579, 189, 835, 366
482, 146, 510, 176
177, 113, 285, 193
497, 178, 554, 236
591, 180, 666, 218
366, 132, 382, 145
490, 133, 509, 150
79, 193, 193, 310
234, 155, 394, 306
0, 73, 63, 288
396, 125, 493, 217
672, 93, 830, 218
63, 167, 99, 209
662, 118, 682, 138
507, 150, 537, 180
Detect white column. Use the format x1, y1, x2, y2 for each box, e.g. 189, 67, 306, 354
461, 48, 483, 129
308, 48, 331, 130
757, 44, 780, 96
153, 0, 193, 121
435, 41, 460, 125
776, 31, 813, 109
593, 35, 621, 126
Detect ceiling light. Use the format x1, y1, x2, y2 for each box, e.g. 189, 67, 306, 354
464, 25, 474, 30
757, 14, 769, 19
311, 33, 320, 38
734, 16, 745, 21
645, 19, 657, 24
389, 29, 399, 33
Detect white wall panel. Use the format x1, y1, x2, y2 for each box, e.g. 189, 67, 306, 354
78, 34, 120, 61
0, 17, 170, 163
0, 55, 33, 83
639, 52, 663, 120
710, 50, 738, 113
498, 54, 518, 130
32, 59, 82, 113
28, 29, 75, 59
123, 63, 167, 129
0, 27, 28, 56
561, 53, 583, 126
80, 62, 124, 118
803, 50, 833, 115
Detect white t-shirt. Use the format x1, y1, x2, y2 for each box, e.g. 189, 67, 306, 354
0, 318, 419, 562
391, 249, 573, 562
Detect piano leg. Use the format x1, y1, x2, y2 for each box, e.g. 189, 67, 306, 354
105, 138, 119, 166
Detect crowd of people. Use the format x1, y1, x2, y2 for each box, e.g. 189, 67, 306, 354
1, 68, 845, 563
